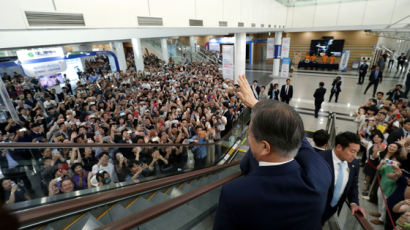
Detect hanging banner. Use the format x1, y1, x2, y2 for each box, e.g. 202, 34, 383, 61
281, 57, 291, 78
222, 45, 234, 81
281, 37, 291, 58
17, 47, 67, 77
266, 38, 275, 59
339, 50, 350, 71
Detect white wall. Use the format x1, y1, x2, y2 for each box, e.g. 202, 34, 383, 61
0, 0, 287, 29
286, 0, 410, 29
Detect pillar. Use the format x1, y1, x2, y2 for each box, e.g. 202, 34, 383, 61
234, 33, 246, 81
131, 38, 144, 72
109, 42, 127, 71
161, 38, 169, 64
273, 31, 282, 77
190, 36, 196, 53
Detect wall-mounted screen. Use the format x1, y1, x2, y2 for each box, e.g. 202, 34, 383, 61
39, 73, 64, 88
310, 39, 345, 56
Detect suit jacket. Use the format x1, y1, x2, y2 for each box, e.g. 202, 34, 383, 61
359, 64, 368, 74
251, 85, 261, 99
215, 138, 332, 230
369, 70, 383, 83
319, 150, 360, 223
280, 85, 293, 100
387, 128, 405, 144
330, 80, 342, 93
314, 87, 326, 103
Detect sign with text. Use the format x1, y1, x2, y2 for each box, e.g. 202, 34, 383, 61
222, 45, 234, 81
266, 38, 274, 59
281, 57, 291, 78
17, 47, 67, 77
281, 37, 291, 58
339, 50, 350, 71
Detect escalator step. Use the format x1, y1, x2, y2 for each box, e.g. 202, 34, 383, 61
81, 215, 103, 230
139, 204, 201, 230
149, 192, 170, 204
66, 213, 100, 230
179, 183, 195, 193
98, 204, 132, 225
168, 187, 184, 198
127, 197, 153, 213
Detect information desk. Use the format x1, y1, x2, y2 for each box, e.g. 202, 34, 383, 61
298, 61, 339, 70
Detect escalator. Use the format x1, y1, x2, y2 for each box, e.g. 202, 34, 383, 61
5, 108, 373, 230
32, 161, 241, 230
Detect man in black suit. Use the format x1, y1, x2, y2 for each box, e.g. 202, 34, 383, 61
364, 65, 383, 97
214, 75, 332, 230
313, 129, 330, 153
313, 82, 326, 118
387, 119, 410, 144
319, 132, 366, 223
280, 78, 293, 104
329, 76, 342, 103
358, 60, 368, 84
397, 53, 407, 72
405, 72, 410, 98
251, 80, 260, 100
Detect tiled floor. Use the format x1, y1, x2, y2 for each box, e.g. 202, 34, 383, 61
244, 66, 408, 229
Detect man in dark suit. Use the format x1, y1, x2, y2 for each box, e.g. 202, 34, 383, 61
214, 75, 332, 229
280, 79, 293, 104
313, 82, 326, 118
387, 119, 410, 144
319, 132, 366, 223
251, 80, 260, 100
329, 76, 342, 103
313, 129, 330, 153
358, 60, 368, 84
397, 53, 407, 72
405, 72, 410, 98
364, 65, 383, 98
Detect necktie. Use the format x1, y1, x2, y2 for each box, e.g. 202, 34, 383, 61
286, 86, 289, 94
331, 161, 345, 207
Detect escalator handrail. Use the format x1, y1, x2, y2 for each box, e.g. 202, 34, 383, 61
345, 201, 374, 230
14, 161, 240, 226
0, 108, 251, 149
96, 171, 242, 230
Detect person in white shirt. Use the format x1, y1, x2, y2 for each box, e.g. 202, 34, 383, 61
92, 152, 118, 183
319, 132, 367, 223
43, 96, 57, 110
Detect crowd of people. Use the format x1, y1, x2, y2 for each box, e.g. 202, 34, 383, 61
0, 54, 243, 203
350, 90, 410, 228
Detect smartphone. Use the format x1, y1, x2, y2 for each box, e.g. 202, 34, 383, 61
381, 142, 387, 149
55, 177, 62, 183
385, 159, 398, 166
52, 149, 59, 155
396, 114, 401, 119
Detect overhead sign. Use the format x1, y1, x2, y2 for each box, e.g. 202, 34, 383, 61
17, 47, 67, 77
222, 45, 234, 81
281, 37, 291, 58
266, 38, 274, 59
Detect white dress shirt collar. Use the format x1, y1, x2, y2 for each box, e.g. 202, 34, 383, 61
259, 159, 294, 166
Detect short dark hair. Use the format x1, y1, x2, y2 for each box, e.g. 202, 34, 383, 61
377, 92, 384, 96
335, 132, 360, 149
250, 100, 304, 157
313, 129, 330, 147
405, 119, 410, 124
319, 82, 325, 87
